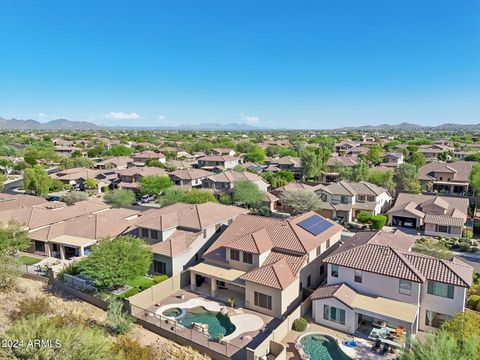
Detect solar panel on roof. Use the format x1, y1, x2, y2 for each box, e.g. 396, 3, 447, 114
297, 215, 333, 236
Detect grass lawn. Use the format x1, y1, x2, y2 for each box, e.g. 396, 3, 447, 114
18, 256, 41, 265
125, 276, 155, 288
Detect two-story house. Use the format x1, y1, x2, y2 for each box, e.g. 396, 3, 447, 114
116, 166, 168, 192
418, 144, 453, 162
335, 141, 360, 155
134, 203, 248, 277
168, 169, 213, 188
211, 148, 236, 156
268, 156, 303, 179
380, 152, 404, 168
132, 150, 166, 166
189, 212, 344, 317
202, 170, 270, 196
387, 193, 469, 237
317, 181, 392, 223
311, 231, 472, 338
321, 155, 359, 183
197, 155, 240, 171
418, 161, 473, 195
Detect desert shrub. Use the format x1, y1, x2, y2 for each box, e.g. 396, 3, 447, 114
370, 215, 387, 229
61, 191, 88, 205
292, 317, 308, 332
356, 211, 372, 223
468, 295, 480, 310
14, 296, 52, 320
117, 287, 140, 299
113, 335, 157, 360
0, 255, 22, 289
107, 298, 134, 335
465, 230, 473, 240
152, 275, 168, 284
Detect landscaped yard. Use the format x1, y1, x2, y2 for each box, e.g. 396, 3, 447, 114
18, 256, 41, 265
117, 275, 168, 299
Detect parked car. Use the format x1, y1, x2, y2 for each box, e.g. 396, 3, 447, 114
46, 195, 61, 202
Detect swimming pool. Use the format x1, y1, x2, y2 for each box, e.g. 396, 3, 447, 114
298, 334, 351, 360
164, 306, 236, 339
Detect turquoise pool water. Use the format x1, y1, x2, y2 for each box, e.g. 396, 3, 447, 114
168, 306, 236, 339
299, 334, 351, 360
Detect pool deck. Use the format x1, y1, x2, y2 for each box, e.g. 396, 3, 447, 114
147, 288, 275, 349
281, 320, 397, 360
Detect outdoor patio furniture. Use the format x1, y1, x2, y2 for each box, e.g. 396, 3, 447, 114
372, 339, 381, 352
373, 320, 387, 328
380, 343, 391, 355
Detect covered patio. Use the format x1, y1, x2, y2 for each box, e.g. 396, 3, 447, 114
189, 262, 246, 302
44, 235, 96, 260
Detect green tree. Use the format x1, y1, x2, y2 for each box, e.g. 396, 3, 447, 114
0, 159, 14, 174
0, 315, 124, 360
181, 189, 218, 204
0, 220, 31, 256
0, 173, 5, 192
139, 175, 171, 196
367, 170, 395, 193
399, 331, 478, 360
233, 180, 264, 208
104, 189, 135, 207
87, 144, 106, 158
351, 161, 368, 182
59, 156, 94, 170
60, 191, 89, 205
245, 147, 266, 164
406, 151, 426, 168
395, 163, 421, 193
280, 190, 323, 214
23, 165, 52, 196
365, 145, 382, 165
158, 187, 185, 207
333, 162, 353, 181
301, 149, 321, 179
236, 141, 256, 154
144, 159, 165, 168
84, 178, 97, 190
49, 179, 65, 192
470, 164, 480, 196
77, 235, 152, 288
107, 145, 133, 156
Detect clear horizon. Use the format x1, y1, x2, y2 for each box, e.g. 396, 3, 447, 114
1, 0, 479, 129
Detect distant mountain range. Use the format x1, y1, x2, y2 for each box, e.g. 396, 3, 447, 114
336, 122, 480, 131
0, 117, 268, 131
0, 117, 478, 131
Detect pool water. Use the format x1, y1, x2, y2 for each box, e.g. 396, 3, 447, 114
300, 334, 351, 360
162, 307, 182, 318
174, 306, 236, 339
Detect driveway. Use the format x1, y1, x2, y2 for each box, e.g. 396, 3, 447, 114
452, 251, 480, 273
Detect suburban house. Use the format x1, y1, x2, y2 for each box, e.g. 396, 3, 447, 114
380, 152, 404, 168
0, 195, 112, 259
317, 181, 392, 223
418, 144, 453, 162
418, 161, 473, 195
93, 156, 133, 170
335, 141, 360, 154
191, 212, 344, 317
51, 168, 117, 192
267, 156, 303, 179
311, 230, 472, 339
202, 170, 270, 196
116, 166, 168, 192
28, 207, 140, 259
321, 155, 359, 183
387, 193, 469, 237
197, 155, 240, 171
211, 148, 236, 156
169, 169, 213, 187
132, 150, 166, 165
133, 203, 248, 277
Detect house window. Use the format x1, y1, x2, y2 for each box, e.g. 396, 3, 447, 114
436, 225, 450, 233
203, 229, 207, 238
340, 196, 348, 204
354, 270, 363, 283
230, 249, 240, 261
357, 195, 365, 201
367, 195, 375, 202
307, 275, 311, 288
254, 291, 272, 310
331, 264, 339, 278
153, 260, 166, 274
425, 310, 452, 328
35, 241, 45, 252
399, 279, 412, 296
150, 230, 159, 240
427, 281, 454, 299
320, 264, 325, 276
323, 305, 345, 325
326, 239, 331, 248
316, 246, 321, 257
141, 228, 149, 237
243, 252, 253, 264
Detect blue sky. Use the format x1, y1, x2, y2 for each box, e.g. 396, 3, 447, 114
0, 0, 479, 129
